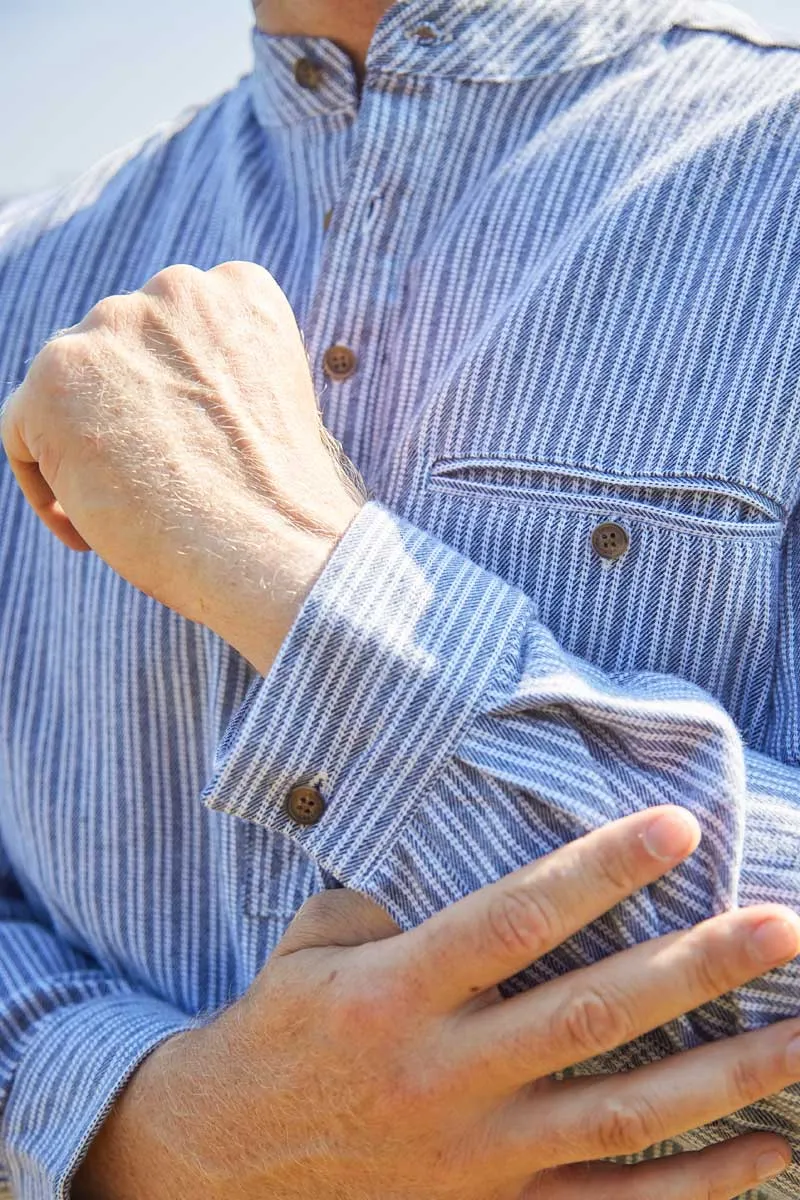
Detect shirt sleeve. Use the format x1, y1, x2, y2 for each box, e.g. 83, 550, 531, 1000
200, 499, 800, 1192
0, 850, 193, 1199
203, 500, 780, 925
202, 500, 800, 1001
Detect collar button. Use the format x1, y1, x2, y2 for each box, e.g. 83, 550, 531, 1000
408, 22, 441, 46
294, 57, 323, 91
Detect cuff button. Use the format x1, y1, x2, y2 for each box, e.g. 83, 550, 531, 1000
285, 784, 326, 826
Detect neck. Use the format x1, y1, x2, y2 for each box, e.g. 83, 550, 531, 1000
253, 0, 393, 79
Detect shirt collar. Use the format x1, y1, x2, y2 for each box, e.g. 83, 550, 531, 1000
250, 0, 686, 131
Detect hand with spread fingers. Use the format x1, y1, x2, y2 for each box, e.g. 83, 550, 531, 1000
77, 807, 800, 1200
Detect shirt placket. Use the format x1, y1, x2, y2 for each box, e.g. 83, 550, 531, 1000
303, 65, 438, 486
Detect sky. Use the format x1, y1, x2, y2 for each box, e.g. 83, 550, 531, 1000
1, 1, 799, 196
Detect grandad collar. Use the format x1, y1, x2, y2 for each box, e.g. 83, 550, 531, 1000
250, 0, 685, 130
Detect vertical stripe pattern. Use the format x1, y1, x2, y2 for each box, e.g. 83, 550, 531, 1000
0, 2, 800, 1196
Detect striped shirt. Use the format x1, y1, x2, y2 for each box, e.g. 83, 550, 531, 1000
1, 0, 800, 1195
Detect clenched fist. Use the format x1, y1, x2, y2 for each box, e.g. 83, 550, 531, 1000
0, 262, 363, 673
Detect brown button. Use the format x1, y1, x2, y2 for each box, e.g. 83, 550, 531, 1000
592, 522, 630, 561
409, 22, 440, 44
285, 785, 326, 826
323, 208, 334, 232
294, 58, 323, 91
323, 344, 358, 381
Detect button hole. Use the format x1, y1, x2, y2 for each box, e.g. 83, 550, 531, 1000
365, 193, 383, 228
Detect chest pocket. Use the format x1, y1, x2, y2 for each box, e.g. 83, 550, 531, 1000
422, 457, 784, 746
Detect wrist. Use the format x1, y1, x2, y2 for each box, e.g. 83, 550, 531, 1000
206, 498, 361, 676
74, 1029, 205, 1200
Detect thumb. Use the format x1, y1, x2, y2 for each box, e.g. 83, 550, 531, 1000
275, 888, 402, 957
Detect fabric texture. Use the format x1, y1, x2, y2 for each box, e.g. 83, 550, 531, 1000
1, 0, 800, 1194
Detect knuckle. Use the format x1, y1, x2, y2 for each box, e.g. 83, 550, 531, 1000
485, 887, 557, 960
593, 1095, 663, 1157
0, 387, 18, 430
329, 973, 406, 1039
211, 261, 291, 317
694, 1170, 745, 1200
728, 1055, 768, 1105
587, 842, 638, 896
81, 294, 127, 332
688, 941, 734, 1000
292, 890, 338, 930
147, 263, 204, 300
212, 260, 269, 285
558, 986, 632, 1059
388, 1057, 447, 1114
36, 334, 89, 384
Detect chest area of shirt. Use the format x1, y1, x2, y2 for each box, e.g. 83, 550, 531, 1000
5, 74, 800, 742
259, 74, 797, 521
276, 80, 800, 753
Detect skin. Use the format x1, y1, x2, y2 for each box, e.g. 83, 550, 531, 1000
3, 263, 800, 1197
73, 807, 800, 1199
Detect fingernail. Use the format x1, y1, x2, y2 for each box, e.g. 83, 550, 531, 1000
642, 811, 700, 862
756, 1150, 790, 1181
751, 917, 800, 966
785, 1033, 800, 1075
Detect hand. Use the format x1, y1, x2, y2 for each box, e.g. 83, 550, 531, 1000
0, 263, 363, 673
76, 807, 800, 1200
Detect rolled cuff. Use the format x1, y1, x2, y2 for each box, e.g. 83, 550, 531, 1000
3, 991, 192, 1198
202, 501, 527, 886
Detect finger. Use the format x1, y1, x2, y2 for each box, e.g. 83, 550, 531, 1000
513, 1018, 800, 1169
526, 1134, 792, 1200
458, 902, 800, 1088
399, 806, 701, 1010
275, 889, 401, 957
0, 387, 90, 551
6, 459, 90, 550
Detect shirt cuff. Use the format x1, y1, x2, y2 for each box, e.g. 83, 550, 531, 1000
202, 501, 528, 886
3, 992, 193, 1198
